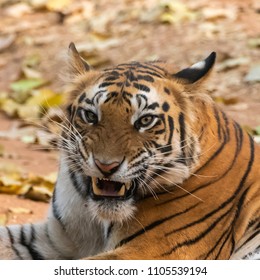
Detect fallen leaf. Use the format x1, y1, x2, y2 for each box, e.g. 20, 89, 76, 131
8, 207, 33, 214
22, 66, 42, 79
24, 186, 53, 202
140, 0, 196, 24
10, 78, 48, 93
244, 65, 260, 83
28, 0, 47, 10
0, 34, 16, 52
23, 54, 41, 68
248, 38, 260, 48
160, 1, 196, 24
254, 126, 260, 135
254, 136, 260, 144
0, 163, 56, 202
224, 103, 248, 111
0, 213, 8, 226
5, 3, 32, 17
217, 57, 249, 71
214, 96, 240, 105
37, 89, 64, 109
46, 0, 71, 12
0, 144, 4, 157
242, 125, 255, 135
21, 135, 37, 144
202, 7, 237, 21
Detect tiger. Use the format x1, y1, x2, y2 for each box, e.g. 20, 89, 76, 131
0, 43, 259, 260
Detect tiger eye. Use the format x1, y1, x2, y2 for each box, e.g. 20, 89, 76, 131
80, 109, 98, 124
135, 114, 156, 130
140, 115, 154, 126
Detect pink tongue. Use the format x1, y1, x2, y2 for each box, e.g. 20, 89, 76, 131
101, 181, 118, 196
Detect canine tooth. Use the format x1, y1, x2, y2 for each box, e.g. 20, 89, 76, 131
92, 177, 103, 195
125, 182, 131, 190
118, 184, 126, 196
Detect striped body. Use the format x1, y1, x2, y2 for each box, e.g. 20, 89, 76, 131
0, 45, 259, 259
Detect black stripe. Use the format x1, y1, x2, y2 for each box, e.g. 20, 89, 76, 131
137, 74, 154, 82
227, 187, 250, 257
162, 102, 170, 112
177, 121, 241, 196
214, 227, 233, 259
98, 82, 115, 88
167, 115, 174, 146
205, 187, 250, 259
24, 225, 44, 260
106, 223, 114, 239
165, 134, 254, 236
155, 129, 166, 135
6, 227, 22, 259
104, 76, 119, 82
246, 218, 260, 231
162, 206, 232, 257
124, 70, 137, 82
122, 91, 132, 106
147, 102, 159, 110
85, 98, 93, 105
232, 187, 250, 228
222, 111, 230, 141
136, 69, 164, 79
119, 62, 165, 76
66, 104, 72, 116
116, 203, 200, 248
161, 134, 255, 257
164, 87, 170, 95
78, 92, 86, 103
52, 188, 63, 224
145, 62, 166, 73
69, 169, 84, 196
133, 82, 150, 92
20, 225, 27, 245
193, 109, 230, 174
178, 112, 186, 159
213, 106, 222, 140
234, 121, 243, 152
199, 226, 232, 259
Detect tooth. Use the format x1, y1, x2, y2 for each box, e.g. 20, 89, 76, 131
92, 177, 103, 195
125, 182, 131, 190
118, 184, 126, 196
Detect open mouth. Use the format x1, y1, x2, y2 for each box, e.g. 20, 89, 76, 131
90, 177, 136, 200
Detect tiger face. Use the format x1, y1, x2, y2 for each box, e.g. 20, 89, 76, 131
63, 43, 215, 223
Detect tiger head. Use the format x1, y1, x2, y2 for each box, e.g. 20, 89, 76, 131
62, 43, 216, 223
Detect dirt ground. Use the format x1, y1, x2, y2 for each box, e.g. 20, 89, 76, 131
0, 0, 259, 225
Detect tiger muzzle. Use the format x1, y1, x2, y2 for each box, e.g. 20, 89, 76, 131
90, 177, 136, 200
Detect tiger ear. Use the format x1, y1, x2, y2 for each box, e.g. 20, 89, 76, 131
68, 42, 91, 76
172, 52, 216, 85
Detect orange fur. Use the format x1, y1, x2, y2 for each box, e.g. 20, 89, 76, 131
65, 45, 260, 259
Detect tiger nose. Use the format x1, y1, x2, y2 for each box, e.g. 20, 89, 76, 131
94, 159, 121, 175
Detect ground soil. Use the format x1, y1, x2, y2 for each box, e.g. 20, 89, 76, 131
0, 0, 259, 225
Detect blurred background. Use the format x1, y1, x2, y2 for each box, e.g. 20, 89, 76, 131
0, 0, 259, 225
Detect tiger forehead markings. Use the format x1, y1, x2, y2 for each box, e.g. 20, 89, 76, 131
0, 43, 259, 260
67, 61, 192, 224
75, 64, 165, 120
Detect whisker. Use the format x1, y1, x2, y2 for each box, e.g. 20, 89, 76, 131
149, 164, 217, 179
136, 176, 158, 200
148, 169, 203, 202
